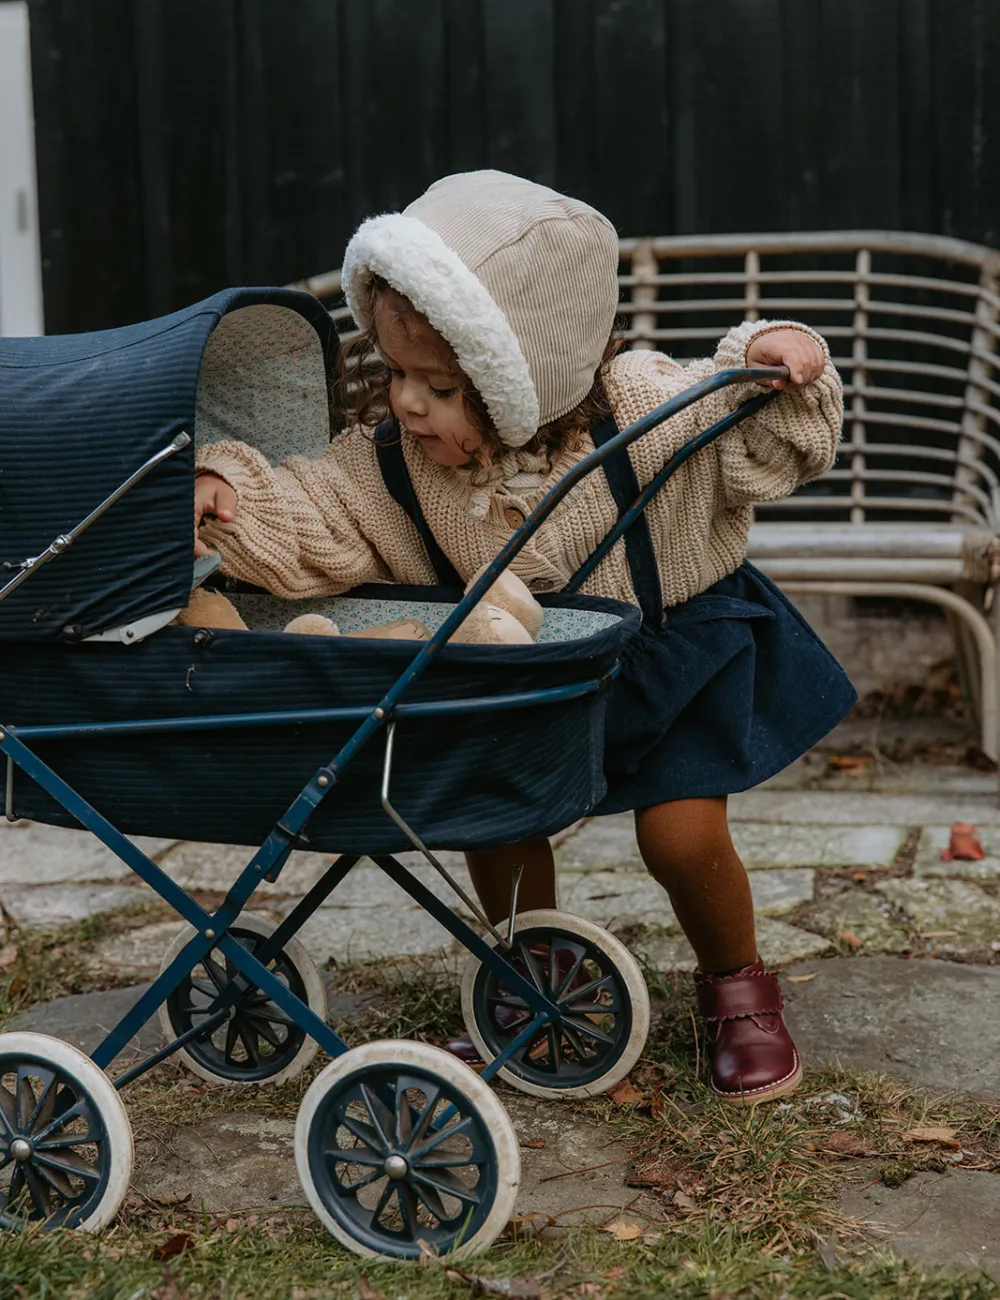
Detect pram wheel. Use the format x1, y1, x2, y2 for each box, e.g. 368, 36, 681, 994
460, 909, 650, 1100
0, 1032, 133, 1232
295, 1040, 519, 1260
157, 914, 327, 1086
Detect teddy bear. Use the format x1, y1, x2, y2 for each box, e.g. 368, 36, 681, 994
173, 565, 543, 646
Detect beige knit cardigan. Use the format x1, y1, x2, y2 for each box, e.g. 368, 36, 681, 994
195, 318, 843, 610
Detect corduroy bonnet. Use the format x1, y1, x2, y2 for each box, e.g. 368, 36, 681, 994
341, 169, 621, 448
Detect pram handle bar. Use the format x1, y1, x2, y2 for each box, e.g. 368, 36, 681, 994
304, 367, 789, 795
0, 427, 192, 607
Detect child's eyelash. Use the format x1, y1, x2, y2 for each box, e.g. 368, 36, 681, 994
431, 386, 458, 399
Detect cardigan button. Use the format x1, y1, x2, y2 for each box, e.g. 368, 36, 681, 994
504, 506, 525, 529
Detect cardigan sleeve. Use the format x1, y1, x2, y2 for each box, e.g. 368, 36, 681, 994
712, 319, 844, 505
195, 436, 391, 598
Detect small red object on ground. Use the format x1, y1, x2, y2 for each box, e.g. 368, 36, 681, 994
941, 822, 986, 861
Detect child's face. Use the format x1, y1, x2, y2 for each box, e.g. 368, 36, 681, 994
374, 293, 484, 468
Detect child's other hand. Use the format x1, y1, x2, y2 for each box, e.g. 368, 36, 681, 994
194, 473, 237, 557
746, 329, 825, 389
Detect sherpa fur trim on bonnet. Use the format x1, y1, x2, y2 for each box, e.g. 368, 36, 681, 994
342, 170, 620, 448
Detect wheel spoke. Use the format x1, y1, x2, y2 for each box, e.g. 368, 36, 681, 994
223, 1018, 241, 1063
26, 1071, 57, 1135
0, 1083, 17, 1136
405, 1085, 442, 1151
338, 1166, 385, 1194
360, 1084, 395, 1149
339, 1113, 385, 1153
412, 1178, 450, 1223
411, 1115, 488, 1163
32, 1159, 78, 1202
559, 1020, 593, 1063
324, 1146, 385, 1168
234, 1019, 261, 1066
397, 1181, 419, 1238
394, 1078, 414, 1147
7, 1163, 26, 1206
244, 1014, 284, 1051
31, 1098, 93, 1147
562, 973, 613, 1005
370, 1179, 396, 1227
202, 952, 230, 993
545, 1024, 561, 1072
486, 994, 530, 1012
16, 1070, 35, 1129
23, 1164, 51, 1219
553, 948, 587, 999
33, 1150, 101, 1185
413, 1165, 481, 1205
564, 1015, 616, 1047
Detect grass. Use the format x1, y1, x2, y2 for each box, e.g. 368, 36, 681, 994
4, 928, 1000, 1297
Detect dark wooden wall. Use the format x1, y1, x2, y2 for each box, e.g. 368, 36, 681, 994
28, 0, 1000, 334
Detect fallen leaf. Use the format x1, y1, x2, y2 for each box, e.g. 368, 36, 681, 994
827, 755, 869, 773
941, 822, 985, 862
821, 1132, 867, 1155
150, 1192, 191, 1207
786, 973, 818, 983
601, 1219, 644, 1241
519, 1139, 546, 1149
903, 1126, 960, 1147
224, 1217, 240, 1233
607, 1079, 644, 1106
837, 929, 863, 949
152, 1233, 194, 1262
852, 871, 868, 882
673, 1190, 697, 1211
356, 1278, 386, 1300
0, 945, 18, 969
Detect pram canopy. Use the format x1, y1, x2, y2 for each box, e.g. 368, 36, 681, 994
0, 287, 335, 641
0, 291, 640, 850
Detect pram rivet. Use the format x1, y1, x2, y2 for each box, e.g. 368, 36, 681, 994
374, 707, 385, 720
9, 1138, 31, 1162
204, 929, 216, 940
0, 729, 5, 741
383, 1154, 409, 1180
317, 774, 330, 787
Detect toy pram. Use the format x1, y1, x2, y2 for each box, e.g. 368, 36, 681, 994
0, 288, 785, 1257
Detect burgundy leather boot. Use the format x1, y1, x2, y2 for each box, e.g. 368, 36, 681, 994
694, 957, 801, 1104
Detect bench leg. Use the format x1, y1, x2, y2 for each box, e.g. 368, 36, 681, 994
781, 580, 998, 766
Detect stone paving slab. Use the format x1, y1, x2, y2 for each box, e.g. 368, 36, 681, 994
839, 1169, 1000, 1279
156, 842, 340, 896
782, 955, 1000, 1095
877, 878, 1000, 949
0, 822, 175, 885
0, 883, 150, 929
915, 826, 1000, 880
730, 789, 1000, 827
800, 887, 911, 953
731, 822, 907, 868
132, 1093, 664, 1228
636, 917, 831, 974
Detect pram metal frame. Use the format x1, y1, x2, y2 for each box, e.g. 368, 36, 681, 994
0, 367, 785, 1101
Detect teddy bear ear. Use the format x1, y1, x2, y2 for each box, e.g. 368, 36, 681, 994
173, 588, 249, 631
450, 603, 534, 646
284, 614, 340, 636
466, 565, 543, 638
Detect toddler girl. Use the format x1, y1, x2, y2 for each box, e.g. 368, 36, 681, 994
195, 170, 856, 1104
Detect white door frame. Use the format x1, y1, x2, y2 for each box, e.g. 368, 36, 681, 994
0, 0, 44, 336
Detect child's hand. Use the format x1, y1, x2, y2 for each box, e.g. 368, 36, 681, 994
746, 329, 825, 389
194, 473, 237, 557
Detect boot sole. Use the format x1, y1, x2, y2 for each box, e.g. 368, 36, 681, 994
709, 1056, 803, 1107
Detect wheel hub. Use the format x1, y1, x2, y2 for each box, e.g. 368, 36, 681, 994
9, 1138, 32, 1163
383, 1153, 409, 1181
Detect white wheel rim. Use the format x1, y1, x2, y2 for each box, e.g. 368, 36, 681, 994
156, 913, 326, 1086
295, 1040, 520, 1260
0, 1032, 133, 1233
460, 908, 651, 1100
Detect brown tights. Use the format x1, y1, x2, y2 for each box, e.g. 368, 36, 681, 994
464, 797, 757, 975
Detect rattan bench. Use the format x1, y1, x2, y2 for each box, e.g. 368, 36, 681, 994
294, 230, 1000, 760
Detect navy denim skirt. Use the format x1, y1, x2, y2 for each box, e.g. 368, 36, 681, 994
594, 562, 858, 812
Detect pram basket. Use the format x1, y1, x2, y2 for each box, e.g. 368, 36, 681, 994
0, 288, 786, 1256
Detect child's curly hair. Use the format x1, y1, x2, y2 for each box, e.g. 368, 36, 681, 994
335, 275, 623, 478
